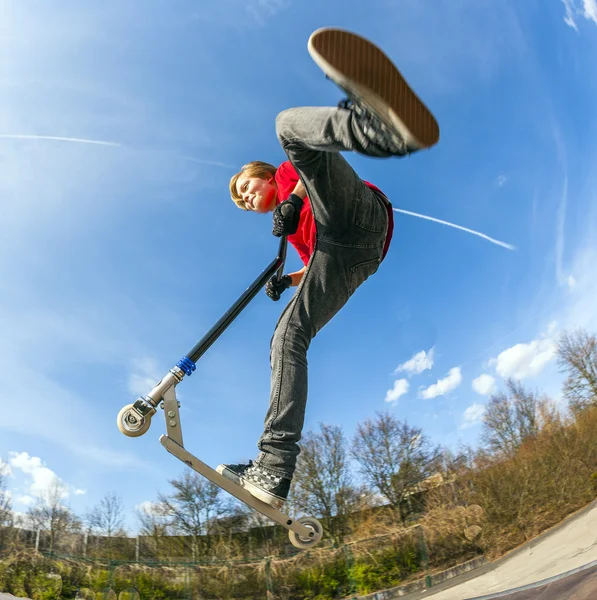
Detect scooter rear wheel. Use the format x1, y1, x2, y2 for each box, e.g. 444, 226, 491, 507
288, 516, 323, 549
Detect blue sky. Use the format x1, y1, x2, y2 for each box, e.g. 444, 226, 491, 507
1, 0, 597, 532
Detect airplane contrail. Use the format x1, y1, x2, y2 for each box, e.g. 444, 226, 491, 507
0, 135, 522, 246
0, 134, 122, 147
393, 208, 516, 250
0, 136, 236, 170
182, 156, 237, 170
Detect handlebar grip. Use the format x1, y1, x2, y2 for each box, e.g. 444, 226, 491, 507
280, 203, 295, 217
275, 203, 293, 283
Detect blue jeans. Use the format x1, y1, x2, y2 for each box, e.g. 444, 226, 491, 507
255, 106, 396, 479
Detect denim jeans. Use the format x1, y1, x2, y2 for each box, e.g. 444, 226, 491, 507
255, 106, 397, 479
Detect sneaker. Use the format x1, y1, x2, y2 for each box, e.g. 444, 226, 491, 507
307, 27, 440, 153
216, 460, 290, 509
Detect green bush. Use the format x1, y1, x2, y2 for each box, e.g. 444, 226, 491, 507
28, 571, 62, 599
0, 562, 7, 590
131, 570, 183, 600
5, 568, 27, 598
349, 543, 420, 595
294, 556, 351, 599
57, 562, 91, 598
117, 590, 140, 600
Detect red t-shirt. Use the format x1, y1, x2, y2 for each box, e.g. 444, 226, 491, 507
274, 161, 394, 266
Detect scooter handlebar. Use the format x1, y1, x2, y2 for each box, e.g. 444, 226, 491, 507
274, 202, 294, 282
275, 234, 288, 283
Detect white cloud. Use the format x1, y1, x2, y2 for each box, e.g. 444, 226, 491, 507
562, 0, 597, 28
0, 357, 146, 470
247, 0, 289, 23
15, 495, 35, 506
472, 374, 497, 396
556, 175, 575, 288
385, 379, 409, 403
420, 367, 462, 399
496, 174, 508, 187
0, 460, 12, 478
136, 501, 163, 516
74, 489, 86, 496
9, 452, 66, 498
257, 0, 287, 12
395, 348, 435, 376
461, 404, 487, 429
494, 338, 557, 380
128, 357, 163, 397
562, 0, 579, 29
584, 0, 597, 24
546, 321, 559, 337
11, 511, 29, 526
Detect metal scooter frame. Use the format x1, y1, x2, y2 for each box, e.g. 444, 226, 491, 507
118, 236, 321, 546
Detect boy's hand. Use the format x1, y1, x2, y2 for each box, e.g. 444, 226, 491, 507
272, 194, 303, 237
265, 274, 292, 301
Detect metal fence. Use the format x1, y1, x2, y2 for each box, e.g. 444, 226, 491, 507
0, 517, 483, 599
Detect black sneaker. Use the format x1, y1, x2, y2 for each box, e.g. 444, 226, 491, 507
338, 97, 408, 155
308, 27, 440, 153
216, 460, 290, 509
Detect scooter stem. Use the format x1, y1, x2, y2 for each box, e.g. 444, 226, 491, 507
185, 236, 288, 365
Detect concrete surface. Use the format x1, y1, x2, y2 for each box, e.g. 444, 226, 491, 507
469, 562, 597, 599
397, 499, 597, 600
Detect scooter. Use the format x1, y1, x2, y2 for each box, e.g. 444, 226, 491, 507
116, 232, 323, 550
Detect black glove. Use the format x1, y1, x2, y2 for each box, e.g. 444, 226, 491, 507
272, 194, 304, 237
265, 274, 292, 301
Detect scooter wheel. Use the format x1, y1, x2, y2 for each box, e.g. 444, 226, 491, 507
288, 516, 323, 549
117, 404, 151, 438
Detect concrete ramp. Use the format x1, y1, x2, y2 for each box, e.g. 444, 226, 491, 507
468, 560, 597, 599
409, 500, 597, 600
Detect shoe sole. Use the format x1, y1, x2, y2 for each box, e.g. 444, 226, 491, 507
307, 27, 439, 150
216, 465, 285, 510
216, 464, 241, 484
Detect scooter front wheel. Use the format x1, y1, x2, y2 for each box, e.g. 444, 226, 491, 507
117, 404, 151, 437
288, 516, 323, 549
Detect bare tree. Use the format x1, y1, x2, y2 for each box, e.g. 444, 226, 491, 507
481, 379, 544, 457
290, 423, 368, 545
0, 458, 12, 527
207, 505, 265, 559
557, 329, 597, 412
135, 502, 171, 560
86, 492, 126, 558
26, 478, 81, 553
157, 470, 228, 559
351, 412, 442, 523
0, 458, 14, 550
438, 446, 472, 479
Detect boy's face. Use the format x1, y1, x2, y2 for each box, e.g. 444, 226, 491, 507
235, 173, 278, 213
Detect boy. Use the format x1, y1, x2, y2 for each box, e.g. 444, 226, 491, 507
217, 28, 439, 509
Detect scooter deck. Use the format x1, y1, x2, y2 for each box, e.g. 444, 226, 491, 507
160, 435, 314, 539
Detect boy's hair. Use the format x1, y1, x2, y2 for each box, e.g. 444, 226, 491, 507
230, 161, 278, 210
